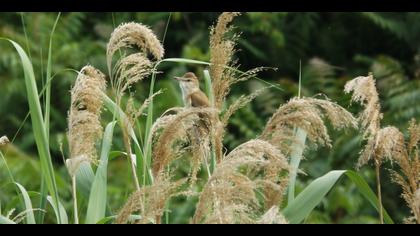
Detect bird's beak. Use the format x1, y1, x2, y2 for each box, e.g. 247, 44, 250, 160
174, 76, 184, 81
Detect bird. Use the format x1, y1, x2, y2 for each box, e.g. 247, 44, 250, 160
174, 72, 212, 148
174, 72, 210, 108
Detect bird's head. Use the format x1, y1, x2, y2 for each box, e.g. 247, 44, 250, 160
174, 72, 200, 93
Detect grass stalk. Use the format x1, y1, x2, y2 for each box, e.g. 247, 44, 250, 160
375, 163, 384, 224
71, 175, 79, 224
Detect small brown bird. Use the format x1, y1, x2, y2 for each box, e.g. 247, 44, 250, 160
174, 72, 210, 108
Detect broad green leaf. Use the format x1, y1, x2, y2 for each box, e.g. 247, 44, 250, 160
85, 121, 116, 224
282, 170, 393, 224
2, 39, 62, 224
75, 162, 95, 199
14, 183, 35, 224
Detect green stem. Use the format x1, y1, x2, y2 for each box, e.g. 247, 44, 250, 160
375, 163, 384, 224
72, 175, 79, 224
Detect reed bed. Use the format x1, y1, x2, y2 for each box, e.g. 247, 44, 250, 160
1, 12, 418, 224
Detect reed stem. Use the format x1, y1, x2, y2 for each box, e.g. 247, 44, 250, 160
375, 163, 384, 224
71, 175, 79, 224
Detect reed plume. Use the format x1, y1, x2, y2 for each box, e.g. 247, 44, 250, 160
209, 12, 266, 162
66, 65, 106, 224
344, 75, 383, 167
261, 96, 357, 152
114, 53, 153, 95
390, 119, 420, 224
107, 22, 164, 76
66, 65, 106, 176
151, 107, 218, 181
344, 74, 390, 223
209, 12, 240, 110
106, 22, 164, 190
193, 139, 289, 224
257, 206, 288, 224
115, 173, 187, 224
0, 136, 9, 146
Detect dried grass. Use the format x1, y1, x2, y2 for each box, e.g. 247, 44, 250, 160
67, 65, 106, 175
106, 21, 164, 190
257, 206, 288, 224
115, 173, 187, 224
261, 96, 357, 152
390, 119, 420, 223
344, 74, 420, 223
193, 139, 289, 224
345, 75, 382, 141
107, 22, 164, 75
151, 107, 218, 180
209, 12, 267, 163
114, 53, 153, 95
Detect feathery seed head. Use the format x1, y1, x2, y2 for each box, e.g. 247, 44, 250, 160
67, 65, 106, 173
116, 174, 187, 224
151, 107, 218, 178
0, 136, 9, 146
344, 75, 382, 139
107, 22, 164, 72
261, 97, 357, 151
210, 12, 241, 110
257, 206, 288, 224
193, 139, 289, 224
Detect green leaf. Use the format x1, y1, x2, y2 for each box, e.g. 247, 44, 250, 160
160, 58, 211, 65
75, 162, 95, 199
0, 215, 16, 224
85, 121, 116, 224
287, 128, 307, 203
14, 182, 35, 224
46, 196, 68, 224
282, 170, 394, 224
38, 14, 60, 224
203, 69, 214, 107
2, 39, 62, 224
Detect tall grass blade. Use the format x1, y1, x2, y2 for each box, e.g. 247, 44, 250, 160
203, 69, 216, 173
282, 170, 394, 224
44, 12, 60, 139
287, 128, 307, 203
143, 72, 156, 185
46, 196, 68, 224
85, 121, 116, 224
203, 69, 214, 106
2, 39, 62, 224
37, 13, 61, 224
14, 182, 35, 224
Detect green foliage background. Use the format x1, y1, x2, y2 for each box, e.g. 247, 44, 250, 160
1, 12, 420, 223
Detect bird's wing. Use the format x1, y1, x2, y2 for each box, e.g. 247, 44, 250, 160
189, 91, 210, 107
